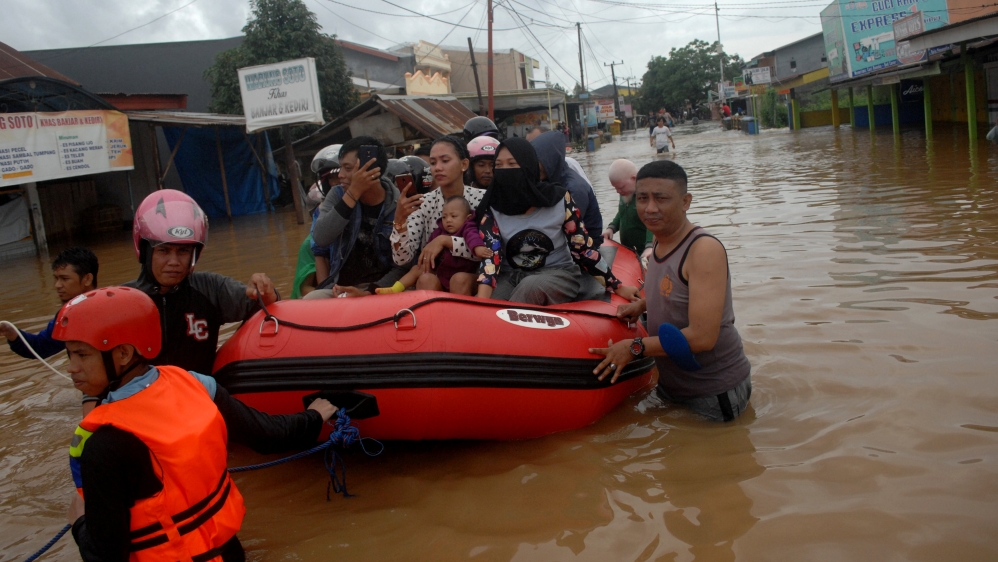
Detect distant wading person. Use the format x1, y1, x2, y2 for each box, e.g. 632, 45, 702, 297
590, 160, 752, 422
650, 117, 676, 154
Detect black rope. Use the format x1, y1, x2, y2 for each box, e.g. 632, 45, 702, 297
258, 295, 622, 334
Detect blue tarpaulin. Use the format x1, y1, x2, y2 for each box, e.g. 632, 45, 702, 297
162, 126, 278, 218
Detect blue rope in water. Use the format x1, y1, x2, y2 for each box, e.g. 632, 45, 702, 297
23, 410, 382, 561
23, 524, 71, 562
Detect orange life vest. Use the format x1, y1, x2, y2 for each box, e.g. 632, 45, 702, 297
70, 365, 246, 562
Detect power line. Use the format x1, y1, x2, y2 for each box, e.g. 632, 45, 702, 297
498, 2, 579, 84
311, 0, 397, 45
35, 0, 206, 62
374, 0, 571, 30
320, 0, 478, 19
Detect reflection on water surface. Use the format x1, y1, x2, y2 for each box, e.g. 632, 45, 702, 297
2, 123, 996, 561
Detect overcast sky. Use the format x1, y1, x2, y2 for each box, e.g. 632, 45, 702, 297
5, 0, 825, 89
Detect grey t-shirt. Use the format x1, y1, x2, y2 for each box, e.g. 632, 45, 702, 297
645, 227, 751, 398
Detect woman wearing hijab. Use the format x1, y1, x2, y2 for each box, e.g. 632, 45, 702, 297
475, 138, 640, 305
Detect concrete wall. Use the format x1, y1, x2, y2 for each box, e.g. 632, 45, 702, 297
340, 47, 413, 90
444, 49, 524, 94
774, 34, 827, 81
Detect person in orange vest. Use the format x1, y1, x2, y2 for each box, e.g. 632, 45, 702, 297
57, 286, 337, 562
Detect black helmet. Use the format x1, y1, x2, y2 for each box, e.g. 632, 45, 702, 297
463, 116, 500, 144
400, 155, 432, 194
385, 159, 409, 182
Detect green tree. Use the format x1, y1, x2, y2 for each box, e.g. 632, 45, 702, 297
204, 0, 357, 128
637, 39, 745, 113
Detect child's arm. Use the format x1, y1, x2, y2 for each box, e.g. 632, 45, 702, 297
462, 221, 492, 259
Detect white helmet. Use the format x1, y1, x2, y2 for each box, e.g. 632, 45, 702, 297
311, 144, 343, 174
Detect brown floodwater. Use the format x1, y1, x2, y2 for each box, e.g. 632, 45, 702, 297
2, 124, 997, 561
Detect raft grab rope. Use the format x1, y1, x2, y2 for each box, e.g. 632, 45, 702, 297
257, 295, 628, 335
22, 410, 381, 561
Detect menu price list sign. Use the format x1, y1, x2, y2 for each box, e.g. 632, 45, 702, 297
0, 111, 134, 188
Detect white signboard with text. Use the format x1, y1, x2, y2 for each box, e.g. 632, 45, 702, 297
237, 57, 324, 133
743, 67, 772, 85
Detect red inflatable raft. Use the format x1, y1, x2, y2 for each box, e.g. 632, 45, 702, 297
212, 242, 653, 440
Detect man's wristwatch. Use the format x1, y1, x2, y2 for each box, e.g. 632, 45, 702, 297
629, 337, 645, 359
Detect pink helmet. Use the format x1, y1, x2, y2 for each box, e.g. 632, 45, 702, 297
467, 136, 500, 161
132, 190, 208, 264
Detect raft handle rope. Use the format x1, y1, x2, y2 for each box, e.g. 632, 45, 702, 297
256, 295, 625, 334
0, 321, 72, 382
22, 409, 381, 561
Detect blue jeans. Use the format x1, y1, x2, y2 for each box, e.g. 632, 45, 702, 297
656, 375, 752, 422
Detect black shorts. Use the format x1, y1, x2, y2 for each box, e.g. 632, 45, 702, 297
657, 147, 670, 153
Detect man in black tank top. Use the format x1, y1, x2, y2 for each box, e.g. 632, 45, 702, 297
589, 160, 752, 421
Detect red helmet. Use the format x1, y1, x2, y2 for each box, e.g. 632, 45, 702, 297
52, 287, 162, 359
133, 190, 208, 263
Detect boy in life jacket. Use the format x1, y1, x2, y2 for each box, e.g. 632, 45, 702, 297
124, 190, 278, 375
58, 286, 337, 562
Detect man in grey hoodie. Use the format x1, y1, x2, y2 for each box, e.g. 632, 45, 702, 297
530, 131, 603, 247
305, 137, 406, 298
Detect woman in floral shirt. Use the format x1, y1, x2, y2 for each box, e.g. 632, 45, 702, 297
390, 136, 485, 293
475, 138, 640, 305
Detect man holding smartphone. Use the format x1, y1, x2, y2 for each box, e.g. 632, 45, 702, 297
305, 137, 407, 298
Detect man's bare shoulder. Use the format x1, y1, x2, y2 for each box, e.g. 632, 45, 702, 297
685, 234, 727, 276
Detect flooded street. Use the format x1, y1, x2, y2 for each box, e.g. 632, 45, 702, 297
2, 124, 997, 561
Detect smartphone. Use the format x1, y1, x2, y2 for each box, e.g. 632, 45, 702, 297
394, 173, 413, 193
357, 145, 379, 169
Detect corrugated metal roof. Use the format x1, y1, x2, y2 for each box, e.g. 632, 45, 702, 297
293, 94, 476, 152
125, 111, 246, 126
0, 41, 79, 84
376, 95, 475, 140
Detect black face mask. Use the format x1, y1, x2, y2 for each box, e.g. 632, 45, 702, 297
488, 169, 532, 216
477, 138, 567, 219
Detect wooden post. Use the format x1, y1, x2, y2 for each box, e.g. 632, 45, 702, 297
214, 126, 233, 220
256, 134, 272, 205
281, 125, 305, 224
963, 43, 977, 144
23, 182, 47, 255
150, 123, 163, 190
831, 89, 840, 128
890, 83, 900, 136
243, 130, 272, 208
867, 85, 875, 132
923, 78, 933, 139
468, 37, 484, 116
848, 87, 855, 127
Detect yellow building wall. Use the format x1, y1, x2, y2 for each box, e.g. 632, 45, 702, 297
800, 108, 852, 128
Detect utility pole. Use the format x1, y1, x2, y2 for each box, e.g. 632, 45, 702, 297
487, 0, 494, 120
577, 22, 588, 142
625, 76, 635, 129
545, 67, 553, 127
467, 37, 484, 115
715, 2, 725, 103
604, 60, 623, 119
